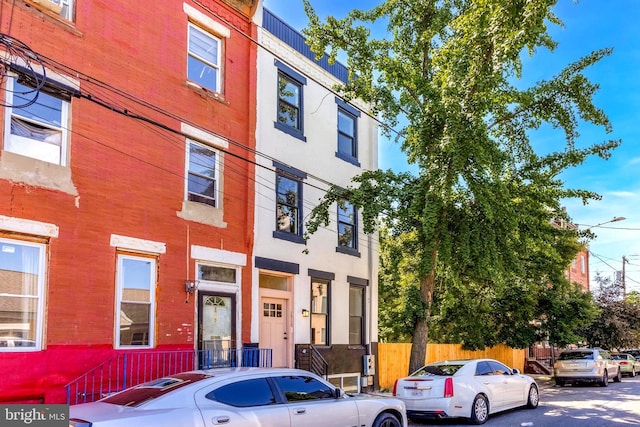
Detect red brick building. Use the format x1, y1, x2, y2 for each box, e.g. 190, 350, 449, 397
0, 0, 258, 403
567, 247, 590, 292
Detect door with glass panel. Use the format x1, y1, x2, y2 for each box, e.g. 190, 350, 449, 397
259, 297, 288, 367
198, 292, 235, 368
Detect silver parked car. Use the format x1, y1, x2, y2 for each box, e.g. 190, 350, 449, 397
553, 348, 622, 386
69, 367, 407, 427
393, 359, 539, 425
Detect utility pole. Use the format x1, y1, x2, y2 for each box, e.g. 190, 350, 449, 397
622, 256, 628, 299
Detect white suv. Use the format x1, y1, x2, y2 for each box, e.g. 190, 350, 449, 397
554, 348, 621, 387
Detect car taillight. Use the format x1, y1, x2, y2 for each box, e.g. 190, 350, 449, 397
392, 379, 398, 396
620, 361, 628, 365
444, 377, 454, 398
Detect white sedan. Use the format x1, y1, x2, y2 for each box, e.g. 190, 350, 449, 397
69, 367, 407, 427
393, 358, 539, 425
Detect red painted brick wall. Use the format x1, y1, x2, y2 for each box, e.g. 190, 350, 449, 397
0, 0, 256, 402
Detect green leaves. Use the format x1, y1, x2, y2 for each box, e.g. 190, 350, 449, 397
303, 0, 619, 366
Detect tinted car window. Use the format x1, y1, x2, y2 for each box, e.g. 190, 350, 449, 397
411, 364, 465, 377
559, 351, 594, 360
273, 375, 334, 401
206, 378, 276, 407
475, 361, 493, 376
488, 361, 511, 375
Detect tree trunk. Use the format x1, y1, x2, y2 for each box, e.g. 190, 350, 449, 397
408, 264, 436, 374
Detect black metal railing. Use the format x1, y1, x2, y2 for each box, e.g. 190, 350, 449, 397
65, 348, 272, 405
310, 345, 328, 379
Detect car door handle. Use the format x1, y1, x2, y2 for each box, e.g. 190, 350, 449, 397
293, 408, 306, 414
213, 416, 230, 424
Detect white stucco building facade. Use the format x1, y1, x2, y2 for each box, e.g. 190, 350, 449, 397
252, 6, 380, 391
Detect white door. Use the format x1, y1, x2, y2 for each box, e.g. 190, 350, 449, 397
260, 297, 289, 367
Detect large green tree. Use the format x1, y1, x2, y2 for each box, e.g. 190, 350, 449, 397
302, 0, 619, 373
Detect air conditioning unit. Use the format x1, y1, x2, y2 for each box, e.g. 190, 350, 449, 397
31, 0, 63, 14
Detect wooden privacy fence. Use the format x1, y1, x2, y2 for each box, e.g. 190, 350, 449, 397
378, 343, 526, 390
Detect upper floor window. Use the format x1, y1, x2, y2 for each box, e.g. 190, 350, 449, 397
274, 61, 306, 141
0, 237, 45, 351
187, 139, 218, 208
273, 162, 306, 244
27, 0, 74, 21
335, 99, 360, 165
337, 201, 357, 248
278, 73, 301, 129
3, 76, 70, 166
276, 173, 301, 235
188, 23, 221, 92
116, 254, 156, 348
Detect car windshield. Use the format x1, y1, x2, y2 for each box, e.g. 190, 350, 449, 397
102, 373, 211, 407
559, 351, 594, 360
612, 354, 628, 360
411, 364, 465, 377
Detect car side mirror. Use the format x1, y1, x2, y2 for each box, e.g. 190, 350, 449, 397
511, 368, 520, 375
334, 388, 345, 398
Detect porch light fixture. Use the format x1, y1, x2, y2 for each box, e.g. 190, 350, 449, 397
184, 280, 198, 303
185, 280, 198, 294
301, 309, 310, 317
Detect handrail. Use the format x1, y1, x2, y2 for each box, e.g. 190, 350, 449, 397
309, 344, 328, 379
65, 348, 272, 405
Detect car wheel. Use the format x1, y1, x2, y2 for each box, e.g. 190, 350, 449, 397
469, 394, 489, 425
631, 368, 637, 378
555, 378, 565, 387
526, 384, 539, 409
599, 370, 609, 387
613, 369, 622, 383
372, 412, 402, 427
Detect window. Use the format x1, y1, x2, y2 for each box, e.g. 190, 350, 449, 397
274, 61, 306, 141
335, 99, 360, 165
475, 361, 493, 376
187, 139, 218, 207
27, 0, 74, 21
198, 265, 236, 283
0, 238, 45, 351
337, 201, 357, 251
187, 23, 221, 92
581, 255, 586, 274
349, 285, 365, 345
116, 254, 156, 348
274, 172, 305, 243
206, 378, 276, 407
3, 77, 70, 165
277, 74, 301, 129
488, 360, 511, 375
272, 375, 334, 402
311, 279, 329, 346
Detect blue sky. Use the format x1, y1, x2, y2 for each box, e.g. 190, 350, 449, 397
262, 0, 640, 293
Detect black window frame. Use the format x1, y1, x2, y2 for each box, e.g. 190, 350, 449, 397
273, 162, 306, 244
310, 278, 331, 346
335, 98, 360, 166
336, 200, 360, 257
274, 60, 307, 142
348, 283, 366, 346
